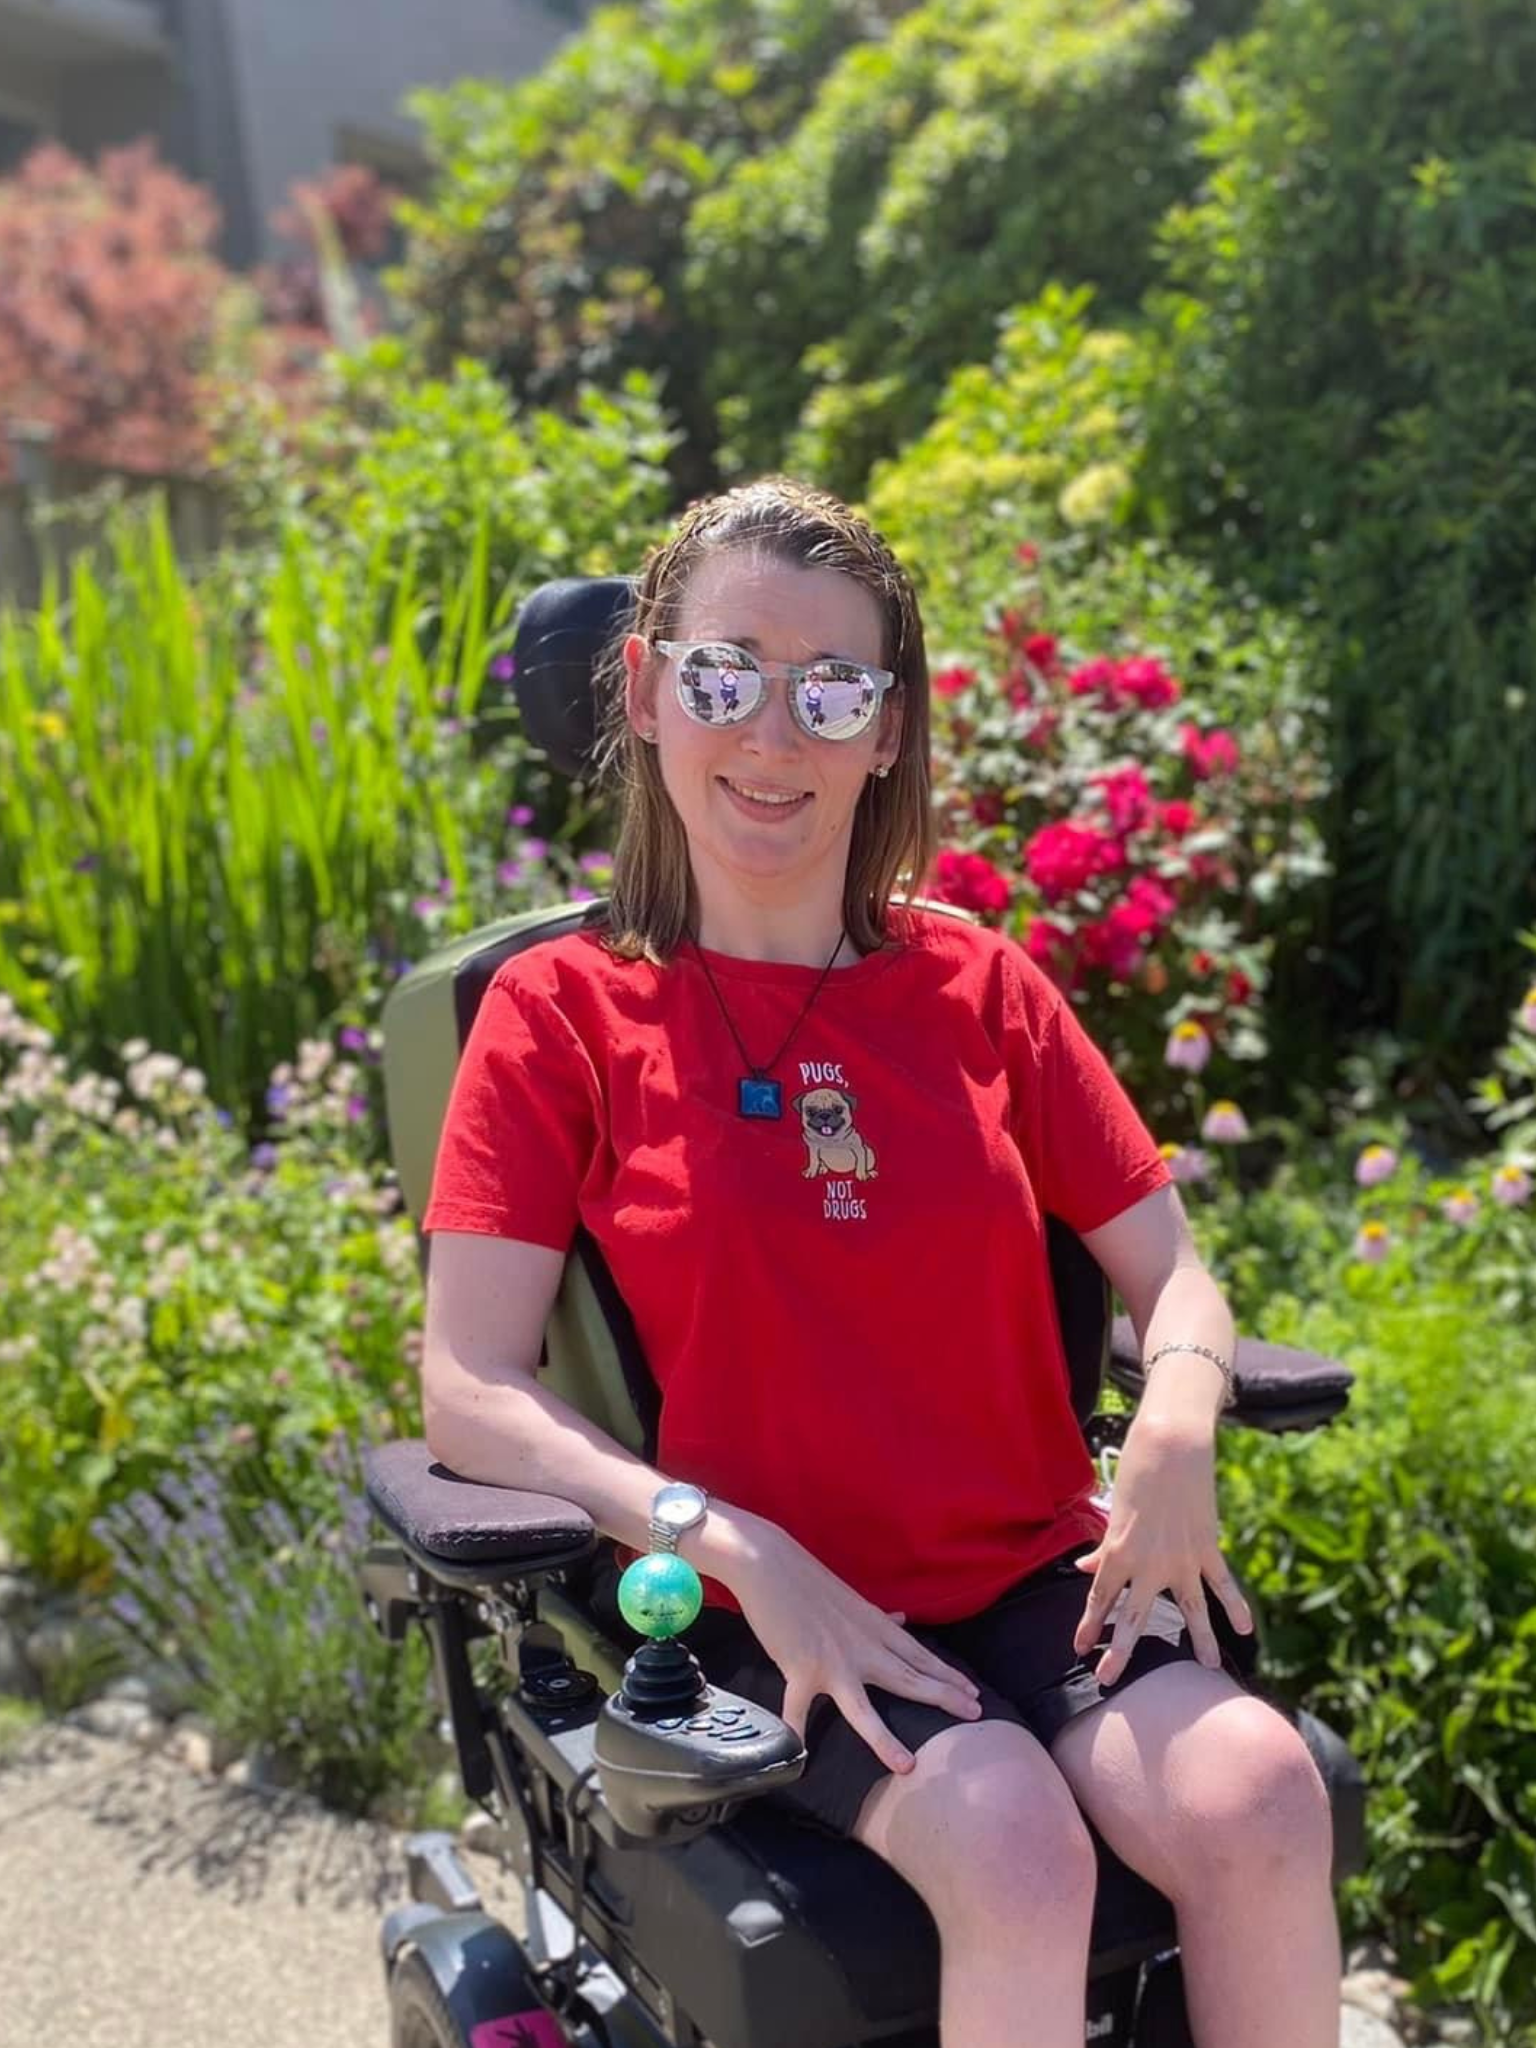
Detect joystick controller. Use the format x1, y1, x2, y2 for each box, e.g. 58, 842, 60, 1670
592, 1549, 805, 1838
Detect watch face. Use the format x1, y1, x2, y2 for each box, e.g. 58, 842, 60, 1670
653, 1482, 707, 1531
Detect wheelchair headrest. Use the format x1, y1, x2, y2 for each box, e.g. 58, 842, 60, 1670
509, 575, 638, 778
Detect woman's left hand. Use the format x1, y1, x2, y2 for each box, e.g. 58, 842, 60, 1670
1072, 1415, 1255, 1685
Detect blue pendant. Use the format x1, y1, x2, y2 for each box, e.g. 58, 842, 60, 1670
738, 1076, 782, 1119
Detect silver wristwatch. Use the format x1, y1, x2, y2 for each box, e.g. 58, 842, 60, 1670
648, 1481, 708, 1554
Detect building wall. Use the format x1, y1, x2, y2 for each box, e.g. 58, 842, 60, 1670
215, 0, 576, 262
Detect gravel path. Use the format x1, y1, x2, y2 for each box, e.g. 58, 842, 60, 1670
0, 1724, 512, 2048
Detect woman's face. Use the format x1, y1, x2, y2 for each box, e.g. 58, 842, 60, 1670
623, 550, 901, 906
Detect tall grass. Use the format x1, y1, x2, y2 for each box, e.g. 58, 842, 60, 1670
0, 503, 516, 1115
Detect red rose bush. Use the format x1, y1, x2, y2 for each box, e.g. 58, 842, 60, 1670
925, 555, 1329, 1118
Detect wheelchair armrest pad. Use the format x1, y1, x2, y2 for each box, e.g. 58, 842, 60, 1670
1108, 1318, 1353, 1430
364, 1439, 596, 1575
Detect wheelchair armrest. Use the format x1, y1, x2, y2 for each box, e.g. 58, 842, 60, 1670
1108, 1319, 1353, 1433
363, 1439, 597, 1588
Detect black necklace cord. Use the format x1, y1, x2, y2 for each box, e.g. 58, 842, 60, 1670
688, 926, 847, 1082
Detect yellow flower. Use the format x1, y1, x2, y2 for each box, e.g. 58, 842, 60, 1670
1057, 461, 1132, 529
31, 711, 66, 743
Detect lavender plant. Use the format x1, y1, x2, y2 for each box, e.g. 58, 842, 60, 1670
96, 1438, 437, 1818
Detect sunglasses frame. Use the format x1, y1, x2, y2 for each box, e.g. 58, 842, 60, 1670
651, 639, 898, 743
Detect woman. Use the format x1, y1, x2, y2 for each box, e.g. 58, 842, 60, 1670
420, 478, 1341, 2048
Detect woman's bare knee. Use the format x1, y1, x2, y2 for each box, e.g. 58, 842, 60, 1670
854, 1720, 1097, 1937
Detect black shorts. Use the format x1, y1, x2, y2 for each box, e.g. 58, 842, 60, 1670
594, 1542, 1257, 1840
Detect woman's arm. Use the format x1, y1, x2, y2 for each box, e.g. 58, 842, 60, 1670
1083, 1182, 1234, 1437
421, 1229, 765, 1588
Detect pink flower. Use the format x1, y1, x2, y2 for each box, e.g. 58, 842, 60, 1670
1165, 1021, 1212, 1073
1067, 657, 1123, 707
1025, 821, 1123, 902
1116, 656, 1182, 710
1201, 1099, 1250, 1143
1520, 986, 1536, 1034
1180, 724, 1241, 780
930, 848, 1011, 915
932, 665, 977, 698
1016, 542, 1039, 566
1492, 1164, 1532, 1208
1353, 1221, 1391, 1264
1090, 765, 1154, 835
1440, 1186, 1480, 1226
1160, 800, 1198, 838
1354, 1144, 1399, 1189
1159, 1141, 1213, 1184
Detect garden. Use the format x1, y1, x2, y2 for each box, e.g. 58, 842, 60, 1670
2, 0, 1535, 2039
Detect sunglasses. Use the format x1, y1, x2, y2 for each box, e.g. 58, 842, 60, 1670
652, 639, 897, 742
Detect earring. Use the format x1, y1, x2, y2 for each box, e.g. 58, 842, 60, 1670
638, 729, 658, 745
874, 764, 891, 779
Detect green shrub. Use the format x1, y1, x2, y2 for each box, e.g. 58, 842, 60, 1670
695, 0, 1256, 498
0, 996, 427, 1583
391, 0, 902, 496
1138, 0, 1536, 1066
1212, 1270, 1536, 2041
862, 284, 1160, 641
213, 343, 675, 608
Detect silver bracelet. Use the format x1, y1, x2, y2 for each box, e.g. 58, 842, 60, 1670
1143, 1339, 1237, 1410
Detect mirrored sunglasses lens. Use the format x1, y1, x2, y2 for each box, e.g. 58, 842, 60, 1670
677, 646, 761, 724
796, 664, 880, 739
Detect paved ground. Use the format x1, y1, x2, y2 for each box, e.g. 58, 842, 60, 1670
0, 1724, 515, 2048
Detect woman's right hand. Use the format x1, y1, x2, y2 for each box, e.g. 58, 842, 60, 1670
721, 1518, 984, 1775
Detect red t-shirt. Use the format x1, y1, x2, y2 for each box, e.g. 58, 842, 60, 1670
422, 908, 1170, 1623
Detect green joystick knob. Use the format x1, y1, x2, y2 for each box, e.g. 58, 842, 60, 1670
617, 1552, 704, 1640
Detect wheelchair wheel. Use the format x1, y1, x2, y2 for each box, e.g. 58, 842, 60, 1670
390, 1952, 471, 2048
389, 1948, 580, 2048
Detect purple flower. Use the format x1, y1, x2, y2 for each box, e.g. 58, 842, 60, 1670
489, 654, 517, 683
346, 1093, 369, 1122
507, 803, 535, 828
1164, 1021, 1211, 1073
72, 853, 100, 873
1201, 1100, 1250, 1144
251, 1141, 278, 1170
440, 718, 462, 738
215, 1109, 233, 1128
497, 859, 525, 888
1354, 1222, 1391, 1264
310, 719, 329, 747
1492, 1164, 1532, 1208
338, 1026, 368, 1053
411, 897, 438, 919
1354, 1145, 1399, 1189
519, 837, 549, 862
265, 1085, 291, 1119
579, 850, 615, 877
568, 886, 597, 904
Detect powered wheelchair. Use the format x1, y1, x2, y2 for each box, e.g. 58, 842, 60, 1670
357, 576, 1366, 2048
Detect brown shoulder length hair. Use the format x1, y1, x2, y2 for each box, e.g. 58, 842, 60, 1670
591, 476, 936, 965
